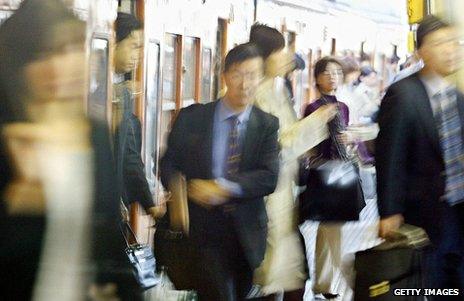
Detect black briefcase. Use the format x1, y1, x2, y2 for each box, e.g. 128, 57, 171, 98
354, 225, 429, 301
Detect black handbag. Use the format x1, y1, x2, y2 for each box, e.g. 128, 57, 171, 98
299, 99, 365, 222
120, 221, 160, 290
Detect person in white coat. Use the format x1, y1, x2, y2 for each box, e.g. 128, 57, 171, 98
250, 24, 336, 301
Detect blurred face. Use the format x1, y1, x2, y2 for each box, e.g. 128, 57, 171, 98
223, 57, 263, 109
114, 29, 143, 73
24, 43, 87, 104
316, 62, 343, 94
418, 26, 463, 77
361, 72, 378, 87
265, 48, 294, 77
345, 70, 360, 85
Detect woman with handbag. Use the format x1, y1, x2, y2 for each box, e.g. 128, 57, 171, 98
303, 57, 354, 300
249, 24, 337, 301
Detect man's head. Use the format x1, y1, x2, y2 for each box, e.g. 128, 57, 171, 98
249, 23, 292, 77
249, 23, 285, 60
359, 66, 378, 88
417, 15, 462, 77
222, 43, 263, 109
114, 12, 143, 74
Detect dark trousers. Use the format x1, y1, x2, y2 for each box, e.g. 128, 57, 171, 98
423, 203, 464, 300
197, 240, 253, 301
155, 210, 254, 301
192, 209, 254, 301
0, 216, 45, 301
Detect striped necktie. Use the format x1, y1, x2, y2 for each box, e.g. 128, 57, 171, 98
225, 115, 241, 178
433, 88, 464, 206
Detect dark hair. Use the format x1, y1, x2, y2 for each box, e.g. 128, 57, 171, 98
294, 53, 306, 71
314, 56, 343, 80
360, 66, 376, 77
355, 66, 376, 85
249, 23, 285, 60
115, 12, 142, 43
223, 42, 262, 73
0, 0, 85, 121
416, 15, 451, 49
390, 55, 400, 64
341, 56, 359, 75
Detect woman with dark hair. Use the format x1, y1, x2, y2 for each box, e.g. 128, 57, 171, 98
250, 25, 336, 301
303, 57, 351, 299
0, 1, 128, 299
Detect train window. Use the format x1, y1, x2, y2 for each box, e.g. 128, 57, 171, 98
162, 34, 178, 110
213, 18, 228, 100
182, 37, 199, 106
144, 42, 160, 192
201, 47, 212, 103
88, 37, 109, 121
285, 31, 296, 53
118, 0, 135, 14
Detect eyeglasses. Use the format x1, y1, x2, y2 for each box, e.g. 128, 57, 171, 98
322, 69, 343, 77
228, 71, 262, 82
429, 36, 464, 48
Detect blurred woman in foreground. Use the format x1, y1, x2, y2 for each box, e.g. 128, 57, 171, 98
0, 1, 127, 300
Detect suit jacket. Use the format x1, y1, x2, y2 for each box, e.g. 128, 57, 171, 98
376, 72, 464, 242
159, 100, 280, 269
114, 86, 153, 211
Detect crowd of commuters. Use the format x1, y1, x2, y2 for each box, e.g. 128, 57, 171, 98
0, 1, 463, 301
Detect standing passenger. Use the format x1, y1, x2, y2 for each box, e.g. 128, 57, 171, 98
159, 43, 280, 301
376, 16, 464, 300
249, 24, 336, 301
113, 12, 165, 218
303, 57, 350, 300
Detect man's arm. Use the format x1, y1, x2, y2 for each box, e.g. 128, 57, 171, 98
376, 84, 411, 235
123, 115, 154, 211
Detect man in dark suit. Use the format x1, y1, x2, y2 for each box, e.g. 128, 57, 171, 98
376, 16, 464, 297
158, 43, 280, 301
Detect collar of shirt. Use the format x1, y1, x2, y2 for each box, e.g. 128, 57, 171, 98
420, 72, 453, 99
216, 98, 252, 125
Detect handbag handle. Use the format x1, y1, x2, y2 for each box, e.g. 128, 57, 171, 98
321, 96, 349, 161
119, 221, 140, 248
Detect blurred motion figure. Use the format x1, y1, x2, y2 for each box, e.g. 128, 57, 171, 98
158, 43, 280, 301
376, 15, 464, 299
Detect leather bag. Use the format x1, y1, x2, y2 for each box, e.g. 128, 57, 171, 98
120, 222, 159, 290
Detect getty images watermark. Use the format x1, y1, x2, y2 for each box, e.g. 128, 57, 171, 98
394, 289, 460, 297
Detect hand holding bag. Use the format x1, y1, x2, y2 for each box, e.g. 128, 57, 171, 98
120, 222, 160, 290
299, 99, 365, 222
354, 225, 430, 301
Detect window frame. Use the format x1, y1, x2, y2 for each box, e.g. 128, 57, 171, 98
143, 40, 161, 200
